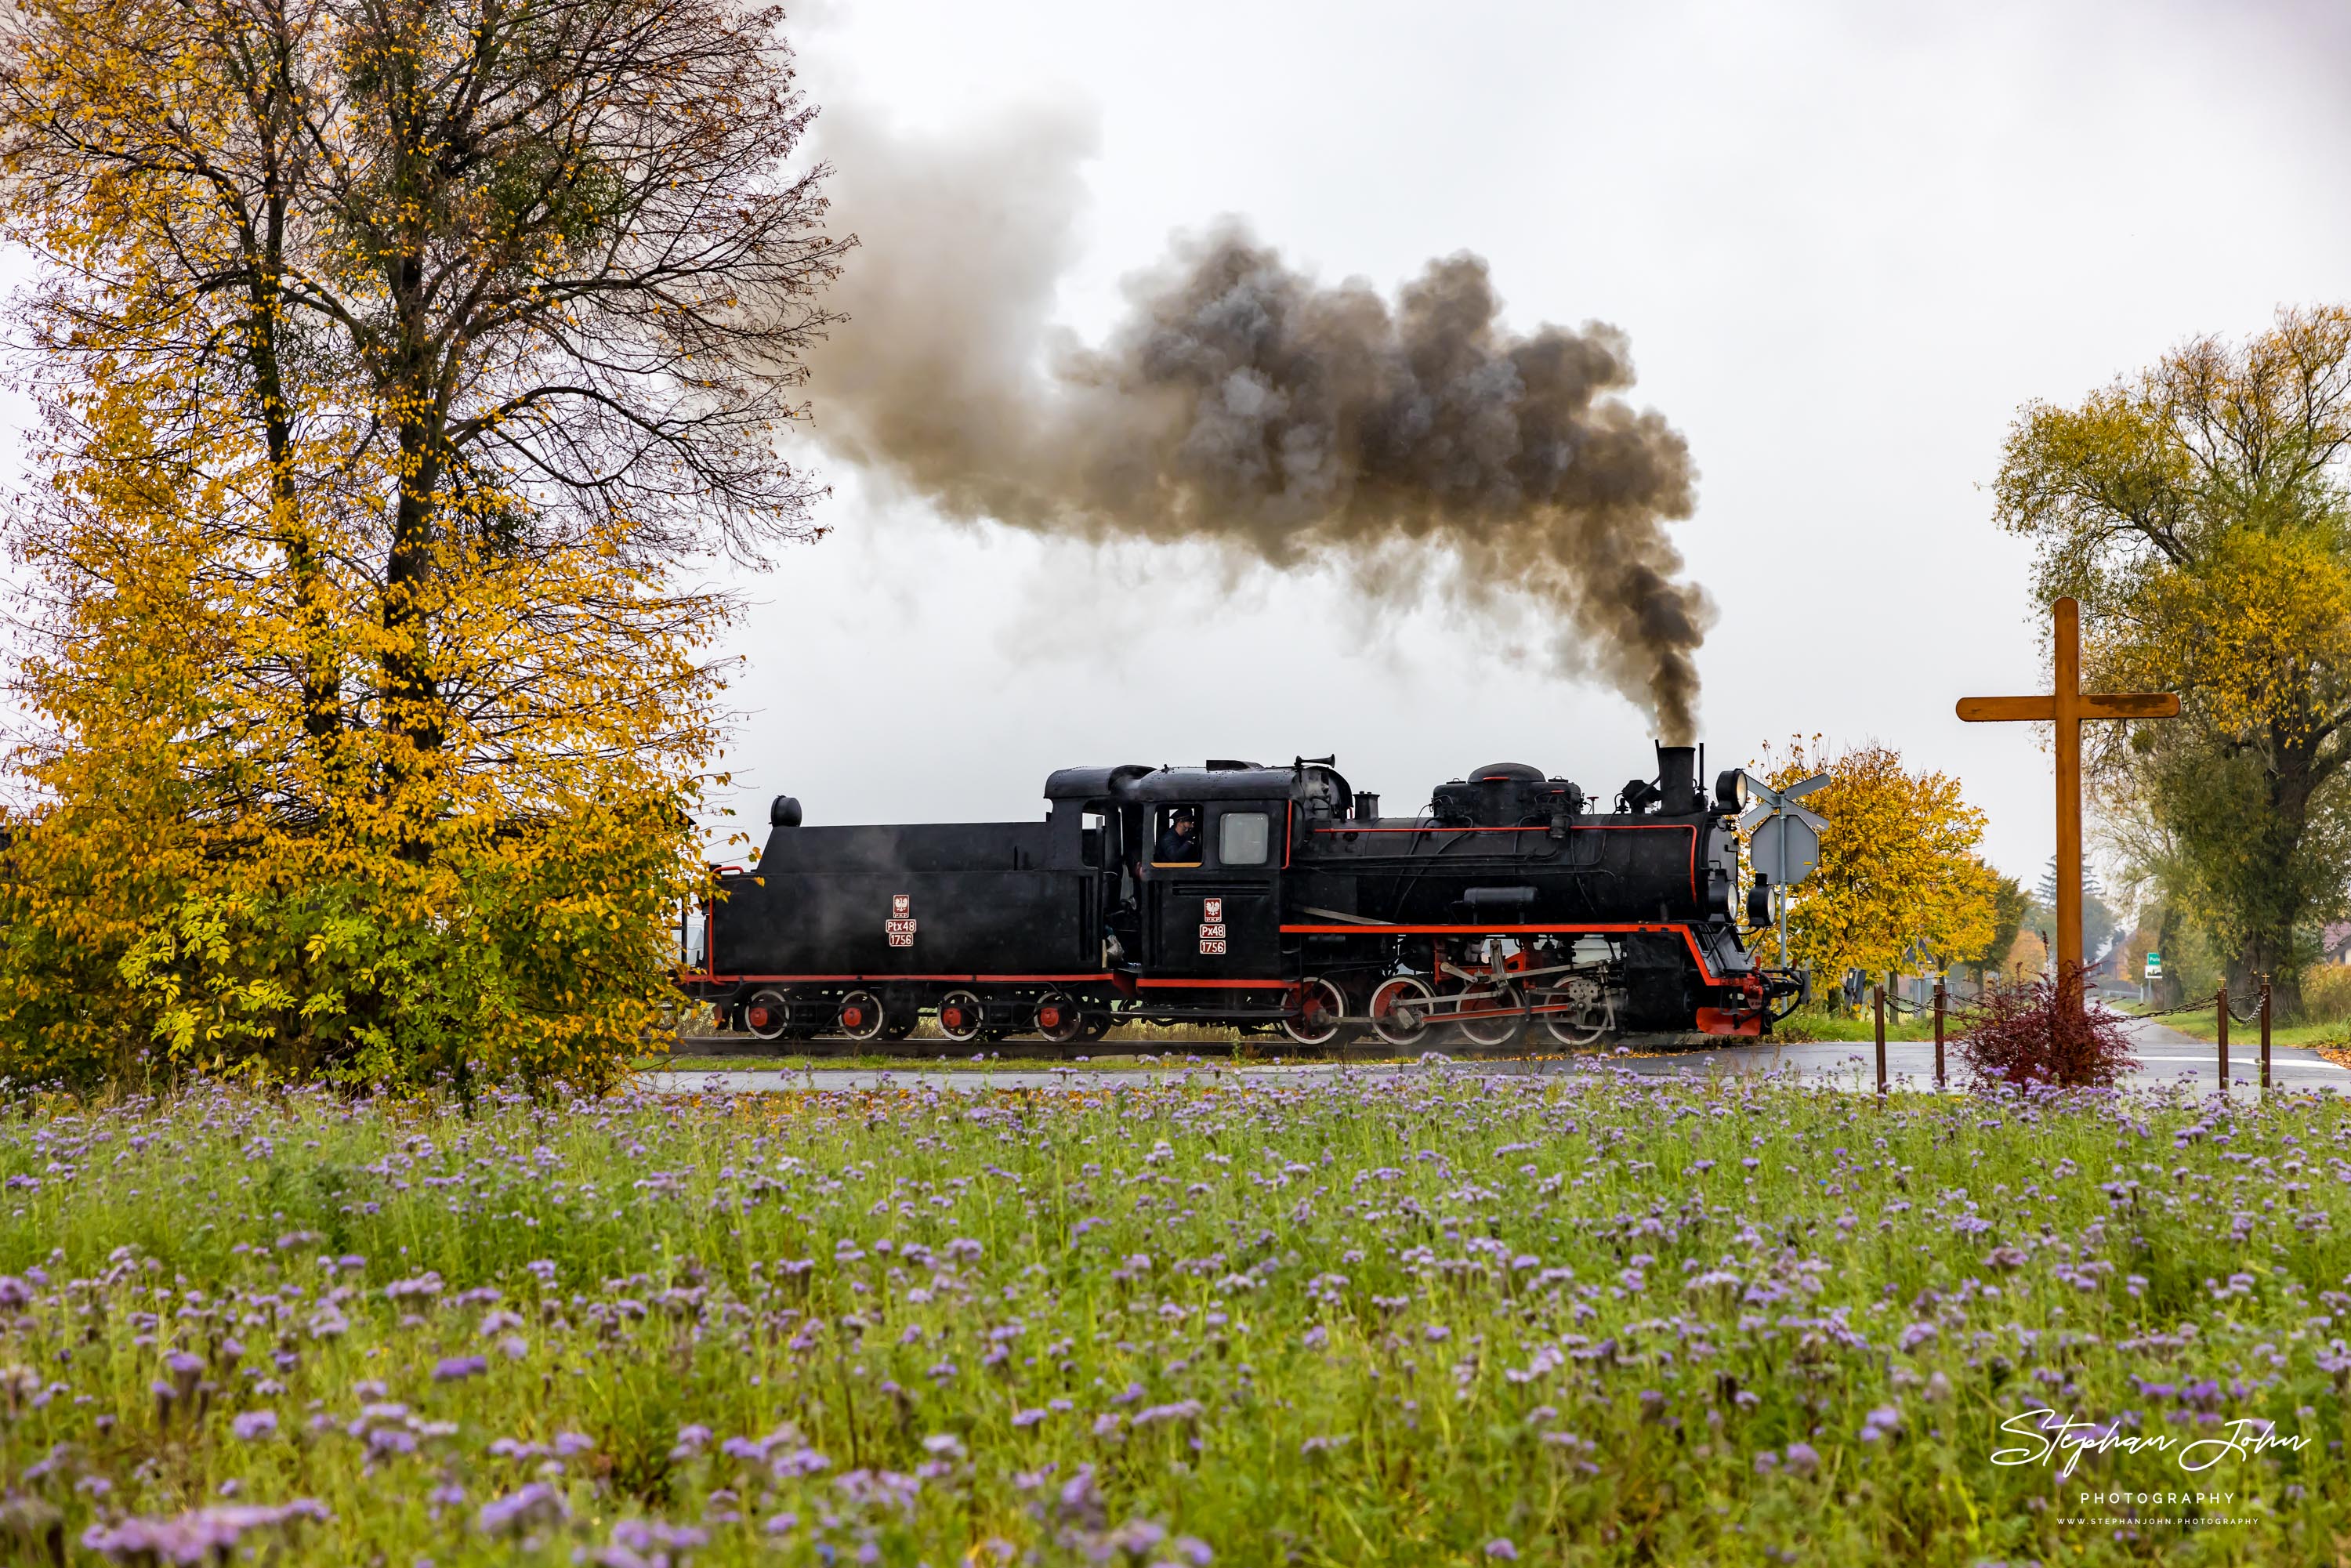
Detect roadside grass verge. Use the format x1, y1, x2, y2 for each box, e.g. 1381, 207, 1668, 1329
1768, 1009, 1942, 1043
2126, 1009, 2351, 1052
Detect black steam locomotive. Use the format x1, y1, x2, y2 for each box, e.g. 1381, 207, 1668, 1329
679, 744, 1802, 1047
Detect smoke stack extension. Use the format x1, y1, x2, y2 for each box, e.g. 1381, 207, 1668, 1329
1655, 744, 1697, 816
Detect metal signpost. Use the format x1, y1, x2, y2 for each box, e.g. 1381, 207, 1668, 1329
1738, 771, 1829, 967
2143, 949, 2161, 1006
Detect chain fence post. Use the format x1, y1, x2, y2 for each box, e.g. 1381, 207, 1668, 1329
2259, 976, 2271, 1093
1933, 977, 1946, 1090
1874, 984, 1887, 1099
2217, 984, 2229, 1092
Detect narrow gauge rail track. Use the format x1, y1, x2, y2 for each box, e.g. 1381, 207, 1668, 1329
668, 1021, 1721, 1060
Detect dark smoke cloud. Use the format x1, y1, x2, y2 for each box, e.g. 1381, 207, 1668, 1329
803, 107, 1715, 740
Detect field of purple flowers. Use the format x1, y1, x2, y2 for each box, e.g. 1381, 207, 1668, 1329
1, 1069, 2347, 1566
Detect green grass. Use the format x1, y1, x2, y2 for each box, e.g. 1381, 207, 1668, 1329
2, 1074, 2346, 1565
1770, 1008, 1943, 1043
2121, 1005, 2351, 1051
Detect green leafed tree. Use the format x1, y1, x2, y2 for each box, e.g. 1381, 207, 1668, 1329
1995, 306, 2351, 1016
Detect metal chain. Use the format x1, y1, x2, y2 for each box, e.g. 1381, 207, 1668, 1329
2128, 990, 2260, 1023
1853, 987, 2262, 1024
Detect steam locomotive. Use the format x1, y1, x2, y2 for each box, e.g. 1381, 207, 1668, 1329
678, 744, 1803, 1047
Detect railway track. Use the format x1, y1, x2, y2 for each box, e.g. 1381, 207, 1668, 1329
665, 1027, 1712, 1062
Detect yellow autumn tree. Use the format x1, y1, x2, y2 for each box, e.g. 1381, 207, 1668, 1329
1751, 737, 1998, 988
0, 0, 845, 1086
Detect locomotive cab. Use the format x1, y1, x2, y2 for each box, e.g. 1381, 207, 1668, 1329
1120, 765, 1300, 998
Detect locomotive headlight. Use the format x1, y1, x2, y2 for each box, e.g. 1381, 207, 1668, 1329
1714, 770, 1746, 812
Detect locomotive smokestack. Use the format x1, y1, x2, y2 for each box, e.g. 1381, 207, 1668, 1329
1655, 744, 1698, 815
803, 107, 1714, 740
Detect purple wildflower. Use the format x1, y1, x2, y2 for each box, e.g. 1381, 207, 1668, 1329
367, 1427, 418, 1458
433, 1356, 488, 1382
770, 1446, 829, 1479
476, 1482, 567, 1537
603, 1518, 710, 1566
82, 1501, 329, 1564
230, 1410, 279, 1441
385, 1273, 444, 1302
1056, 1466, 1107, 1529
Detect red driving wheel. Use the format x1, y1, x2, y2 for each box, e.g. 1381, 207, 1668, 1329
1034, 991, 1085, 1044
744, 987, 790, 1042
937, 990, 985, 1045
835, 990, 886, 1042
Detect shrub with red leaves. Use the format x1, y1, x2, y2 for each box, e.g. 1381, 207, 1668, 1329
1954, 967, 2139, 1089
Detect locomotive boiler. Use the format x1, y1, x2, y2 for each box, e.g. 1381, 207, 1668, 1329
679, 744, 1803, 1047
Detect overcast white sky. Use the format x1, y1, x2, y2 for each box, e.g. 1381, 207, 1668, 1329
686, 0, 2349, 892
4, 2, 2335, 896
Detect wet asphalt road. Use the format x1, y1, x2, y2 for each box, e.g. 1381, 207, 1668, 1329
637, 1017, 2349, 1097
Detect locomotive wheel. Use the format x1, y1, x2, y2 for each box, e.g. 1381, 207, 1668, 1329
743, 988, 792, 1043
1369, 976, 1435, 1047
1034, 991, 1086, 1044
1454, 979, 1528, 1048
878, 1005, 918, 1041
1281, 977, 1348, 1047
936, 990, 987, 1045
835, 989, 888, 1043
1076, 1012, 1113, 1042
1540, 973, 1611, 1047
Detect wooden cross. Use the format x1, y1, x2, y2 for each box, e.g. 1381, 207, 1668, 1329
1956, 596, 2179, 983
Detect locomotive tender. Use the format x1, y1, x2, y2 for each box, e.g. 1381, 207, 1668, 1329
679, 744, 1802, 1047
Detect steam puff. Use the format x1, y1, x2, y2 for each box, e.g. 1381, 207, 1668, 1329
805, 107, 1713, 740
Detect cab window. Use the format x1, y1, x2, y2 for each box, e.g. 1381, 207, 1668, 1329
1219, 810, 1270, 867
1151, 806, 1203, 866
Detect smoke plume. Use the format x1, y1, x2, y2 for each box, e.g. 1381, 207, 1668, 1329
803, 107, 1715, 739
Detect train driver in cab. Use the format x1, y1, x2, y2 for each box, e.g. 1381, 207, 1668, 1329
1154, 806, 1203, 866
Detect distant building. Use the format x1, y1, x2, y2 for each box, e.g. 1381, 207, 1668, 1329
2323, 922, 2351, 965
